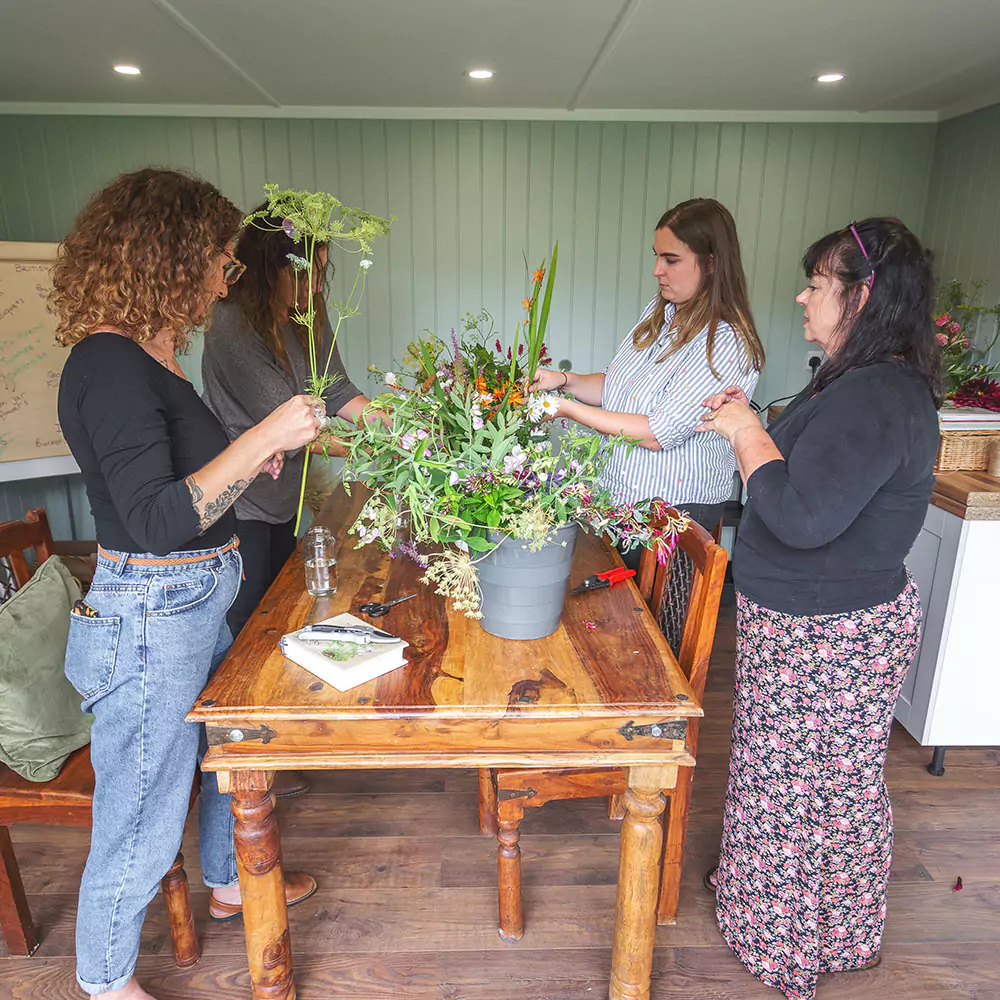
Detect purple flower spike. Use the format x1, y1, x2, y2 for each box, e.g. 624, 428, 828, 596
282, 218, 299, 241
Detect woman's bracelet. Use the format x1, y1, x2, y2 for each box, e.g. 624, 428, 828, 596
558, 370, 569, 390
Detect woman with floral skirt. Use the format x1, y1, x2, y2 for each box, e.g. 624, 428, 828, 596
695, 217, 941, 999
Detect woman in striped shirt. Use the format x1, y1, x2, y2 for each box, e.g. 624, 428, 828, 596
533, 198, 764, 555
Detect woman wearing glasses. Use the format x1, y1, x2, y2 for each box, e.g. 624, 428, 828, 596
55, 169, 321, 999
202, 210, 369, 641
696, 218, 941, 999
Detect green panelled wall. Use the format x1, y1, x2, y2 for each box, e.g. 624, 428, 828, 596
922, 101, 1000, 358
0, 114, 939, 537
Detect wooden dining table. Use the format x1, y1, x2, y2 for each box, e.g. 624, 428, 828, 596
188, 486, 702, 1000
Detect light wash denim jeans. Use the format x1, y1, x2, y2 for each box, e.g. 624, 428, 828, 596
64, 541, 243, 995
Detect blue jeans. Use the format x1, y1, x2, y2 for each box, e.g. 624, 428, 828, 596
64, 541, 243, 994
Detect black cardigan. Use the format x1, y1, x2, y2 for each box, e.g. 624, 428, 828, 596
733, 360, 940, 616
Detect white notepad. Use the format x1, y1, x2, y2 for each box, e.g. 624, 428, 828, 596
279, 613, 409, 692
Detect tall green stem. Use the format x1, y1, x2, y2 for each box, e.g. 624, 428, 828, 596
294, 448, 311, 536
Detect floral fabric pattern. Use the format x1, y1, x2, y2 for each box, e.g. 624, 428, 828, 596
716, 581, 921, 999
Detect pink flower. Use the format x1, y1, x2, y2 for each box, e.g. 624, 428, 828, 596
936, 332, 949, 346
949, 321, 962, 335
936, 313, 951, 326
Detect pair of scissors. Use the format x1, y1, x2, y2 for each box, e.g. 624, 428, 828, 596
294, 623, 400, 645
358, 592, 418, 617
568, 566, 635, 595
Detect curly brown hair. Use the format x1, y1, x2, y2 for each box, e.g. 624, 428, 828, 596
50, 168, 243, 348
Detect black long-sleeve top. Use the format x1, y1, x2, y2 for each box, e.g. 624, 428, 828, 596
58, 332, 235, 555
733, 360, 940, 616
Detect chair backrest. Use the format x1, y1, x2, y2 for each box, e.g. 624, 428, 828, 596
0, 508, 55, 597
636, 507, 728, 704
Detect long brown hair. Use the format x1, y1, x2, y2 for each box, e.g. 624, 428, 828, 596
232, 204, 331, 370
633, 198, 763, 375
51, 168, 242, 349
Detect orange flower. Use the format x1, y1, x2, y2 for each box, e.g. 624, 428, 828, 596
532, 267, 545, 284
473, 376, 488, 394
508, 388, 524, 407
521, 296, 534, 311
493, 386, 506, 400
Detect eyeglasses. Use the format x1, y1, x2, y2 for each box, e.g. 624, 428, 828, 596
218, 248, 246, 286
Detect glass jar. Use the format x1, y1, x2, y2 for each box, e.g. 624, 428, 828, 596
303, 526, 338, 596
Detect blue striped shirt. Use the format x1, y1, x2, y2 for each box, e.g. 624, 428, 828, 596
599, 298, 759, 507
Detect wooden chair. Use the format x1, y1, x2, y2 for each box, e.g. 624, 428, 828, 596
0, 508, 199, 965
478, 509, 728, 939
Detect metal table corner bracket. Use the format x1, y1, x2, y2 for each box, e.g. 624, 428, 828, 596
497, 786, 537, 802
206, 723, 278, 747
618, 719, 687, 742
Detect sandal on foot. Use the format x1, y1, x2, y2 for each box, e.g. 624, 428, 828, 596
209, 871, 317, 922
271, 770, 310, 799
703, 865, 718, 895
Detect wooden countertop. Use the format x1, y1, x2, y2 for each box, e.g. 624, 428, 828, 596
932, 470, 1000, 521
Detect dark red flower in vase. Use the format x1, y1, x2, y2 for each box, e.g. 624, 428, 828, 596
952, 377, 1000, 412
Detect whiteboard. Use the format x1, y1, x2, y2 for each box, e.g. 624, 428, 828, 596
0, 242, 80, 482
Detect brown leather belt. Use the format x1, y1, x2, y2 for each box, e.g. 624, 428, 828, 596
98, 537, 239, 566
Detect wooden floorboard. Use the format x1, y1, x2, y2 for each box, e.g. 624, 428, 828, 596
3, 604, 999, 999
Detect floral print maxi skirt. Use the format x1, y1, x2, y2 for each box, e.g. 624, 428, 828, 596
715, 580, 921, 999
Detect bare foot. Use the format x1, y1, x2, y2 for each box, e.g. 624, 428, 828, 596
93, 977, 157, 999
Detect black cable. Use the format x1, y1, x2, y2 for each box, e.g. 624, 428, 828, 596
752, 355, 823, 413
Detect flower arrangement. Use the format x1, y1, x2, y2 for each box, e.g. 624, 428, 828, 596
933, 279, 1000, 406
336, 244, 688, 616
243, 184, 393, 529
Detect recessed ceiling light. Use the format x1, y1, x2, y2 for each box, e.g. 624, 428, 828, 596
114, 64, 141, 76
816, 72, 845, 84
467, 69, 494, 80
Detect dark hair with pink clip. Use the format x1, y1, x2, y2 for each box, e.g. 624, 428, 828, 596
802, 217, 942, 407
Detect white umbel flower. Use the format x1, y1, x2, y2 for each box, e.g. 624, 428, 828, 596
383, 371, 400, 388
359, 258, 374, 270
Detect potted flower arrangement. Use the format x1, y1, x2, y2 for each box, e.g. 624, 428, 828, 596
243, 184, 393, 531
934, 278, 1000, 410
336, 244, 688, 640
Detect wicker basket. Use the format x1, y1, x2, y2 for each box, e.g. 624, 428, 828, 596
935, 429, 1000, 472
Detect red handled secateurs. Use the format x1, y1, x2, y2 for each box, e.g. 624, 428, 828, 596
568, 566, 636, 595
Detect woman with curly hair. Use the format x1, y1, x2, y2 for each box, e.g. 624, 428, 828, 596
54, 169, 320, 999
696, 217, 941, 999
202, 208, 369, 641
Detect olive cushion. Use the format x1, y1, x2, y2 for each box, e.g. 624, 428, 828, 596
0, 555, 93, 781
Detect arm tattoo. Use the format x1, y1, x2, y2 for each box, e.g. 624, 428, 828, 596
185, 476, 204, 504
186, 475, 251, 533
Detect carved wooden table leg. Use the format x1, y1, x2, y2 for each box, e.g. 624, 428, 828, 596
608, 765, 677, 1000
231, 770, 295, 1000
161, 851, 200, 966
496, 798, 526, 941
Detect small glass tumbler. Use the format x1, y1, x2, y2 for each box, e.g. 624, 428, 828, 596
303, 526, 338, 596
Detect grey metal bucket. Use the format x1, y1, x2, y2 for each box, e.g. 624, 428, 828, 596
477, 523, 579, 640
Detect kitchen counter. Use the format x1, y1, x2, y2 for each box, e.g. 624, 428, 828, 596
931, 470, 1000, 520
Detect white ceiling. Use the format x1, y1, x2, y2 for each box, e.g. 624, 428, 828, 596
1, 0, 999, 120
